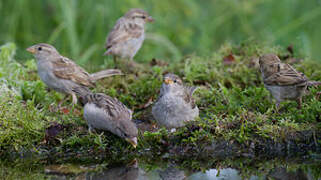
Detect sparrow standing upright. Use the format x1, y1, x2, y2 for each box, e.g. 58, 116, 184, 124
259, 54, 321, 110
104, 9, 154, 62
27, 43, 122, 105
152, 73, 199, 128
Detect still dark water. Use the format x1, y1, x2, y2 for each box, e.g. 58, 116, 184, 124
46, 164, 320, 180
2, 157, 320, 180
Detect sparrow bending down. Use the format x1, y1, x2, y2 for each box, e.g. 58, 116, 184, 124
78, 91, 138, 148
27, 43, 122, 105
259, 54, 321, 110
104, 8, 154, 62
152, 73, 199, 128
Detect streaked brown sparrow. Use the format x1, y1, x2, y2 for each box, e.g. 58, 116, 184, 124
80, 93, 138, 147
104, 8, 154, 62
27, 43, 122, 105
259, 54, 321, 110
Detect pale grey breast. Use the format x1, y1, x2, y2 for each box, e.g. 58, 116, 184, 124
265, 85, 306, 101
37, 59, 80, 94
152, 93, 199, 128
84, 103, 112, 130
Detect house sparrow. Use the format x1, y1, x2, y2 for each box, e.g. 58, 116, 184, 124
79, 93, 138, 148
26, 43, 122, 105
259, 54, 321, 109
104, 8, 154, 62
152, 73, 199, 128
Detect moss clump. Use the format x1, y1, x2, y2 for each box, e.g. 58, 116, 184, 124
0, 42, 320, 161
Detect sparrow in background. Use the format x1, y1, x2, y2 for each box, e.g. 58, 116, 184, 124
104, 8, 154, 63
27, 43, 122, 105
79, 92, 138, 148
152, 73, 199, 129
259, 54, 321, 110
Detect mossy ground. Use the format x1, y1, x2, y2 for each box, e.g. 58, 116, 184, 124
0, 42, 320, 163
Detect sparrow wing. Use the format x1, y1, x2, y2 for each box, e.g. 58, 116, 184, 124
105, 18, 143, 50
182, 86, 198, 109
52, 56, 95, 87
263, 63, 308, 86
93, 93, 132, 120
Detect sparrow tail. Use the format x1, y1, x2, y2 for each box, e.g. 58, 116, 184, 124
90, 69, 123, 82
307, 81, 321, 87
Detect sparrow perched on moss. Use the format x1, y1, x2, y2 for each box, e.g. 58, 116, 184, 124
104, 9, 154, 62
27, 43, 122, 105
259, 54, 321, 109
79, 93, 138, 147
152, 73, 199, 128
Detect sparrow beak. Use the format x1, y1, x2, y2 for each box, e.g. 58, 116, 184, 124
126, 137, 137, 148
26, 46, 36, 54
164, 78, 173, 85
146, 16, 154, 23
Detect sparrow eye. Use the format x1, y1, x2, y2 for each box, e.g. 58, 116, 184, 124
142, 16, 146, 19
173, 79, 177, 83
38, 47, 42, 51
123, 132, 128, 137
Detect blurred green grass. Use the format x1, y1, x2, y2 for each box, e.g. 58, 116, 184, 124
0, 0, 321, 69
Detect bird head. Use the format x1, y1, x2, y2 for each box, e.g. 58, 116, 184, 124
259, 54, 281, 67
26, 43, 59, 60
116, 120, 138, 148
161, 73, 185, 95
124, 8, 154, 25
259, 54, 282, 75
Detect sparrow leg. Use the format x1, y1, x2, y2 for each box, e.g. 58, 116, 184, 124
88, 126, 93, 133
113, 56, 118, 68
88, 125, 96, 133
296, 98, 302, 109
71, 92, 78, 105
275, 101, 281, 113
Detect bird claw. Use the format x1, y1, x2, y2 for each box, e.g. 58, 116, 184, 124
88, 127, 95, 134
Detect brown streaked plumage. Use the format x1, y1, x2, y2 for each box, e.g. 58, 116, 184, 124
259, 54, 321, 110
51, 55, 95, 88
104, 9, 153, 61
27, 43, 122, 105
81, 93, 138, 147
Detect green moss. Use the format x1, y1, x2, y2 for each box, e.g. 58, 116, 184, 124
0, 42, 320, 160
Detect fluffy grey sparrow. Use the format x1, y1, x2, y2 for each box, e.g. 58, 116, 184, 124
259, 54, 321, 109
27, 43, 122, 105
104, 8, 154, 61
152, 73, 199, 128
80, 92, 138, 147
